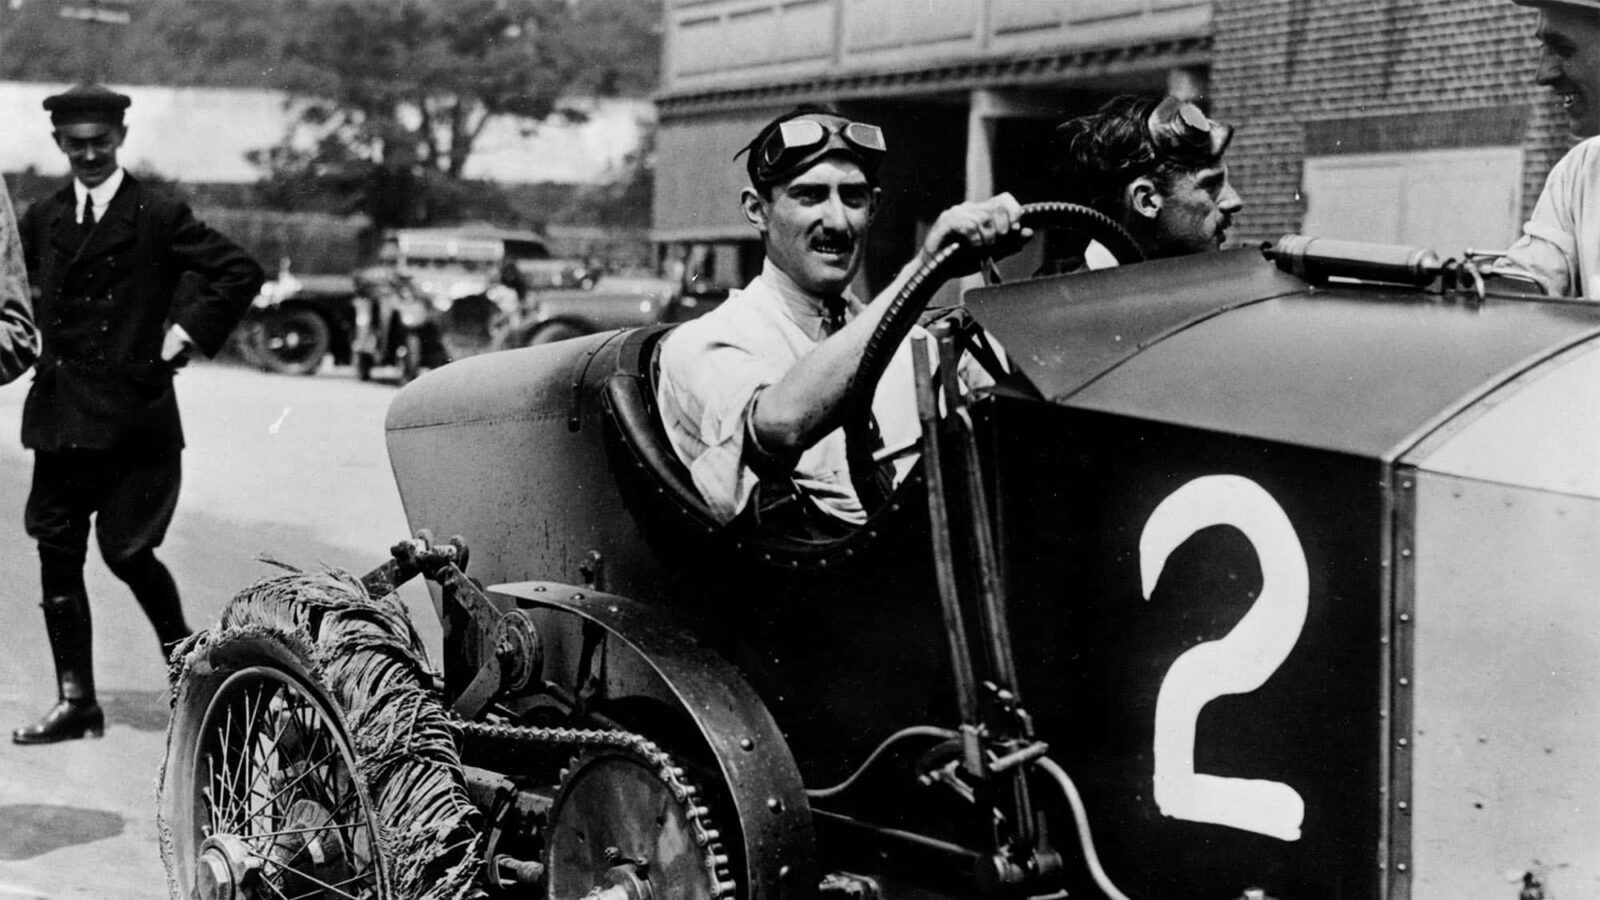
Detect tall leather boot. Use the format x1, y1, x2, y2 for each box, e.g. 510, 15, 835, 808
110, 551, 191, 663
12, 593, 104, 744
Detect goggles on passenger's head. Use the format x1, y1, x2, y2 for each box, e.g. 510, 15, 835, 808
1145, 96, 1233, 166
745, 116, 888, 188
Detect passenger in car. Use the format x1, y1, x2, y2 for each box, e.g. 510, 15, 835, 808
1496, 0, 1600, 297
1044, 94, 1241, 272
654, 105, 1028, 533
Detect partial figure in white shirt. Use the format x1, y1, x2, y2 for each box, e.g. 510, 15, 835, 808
1043, 95, 1242, 273
0, 174, 39, 383
656, 105, 1028, 532
1498, 0, 1600, 297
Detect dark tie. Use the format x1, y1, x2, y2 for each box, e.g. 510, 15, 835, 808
822, 296, 848, 336
79, 195, 95, 244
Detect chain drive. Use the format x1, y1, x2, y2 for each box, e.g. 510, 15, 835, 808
456, 718, 737, 898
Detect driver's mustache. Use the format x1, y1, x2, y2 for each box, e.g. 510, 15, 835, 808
810, 227, 856, 246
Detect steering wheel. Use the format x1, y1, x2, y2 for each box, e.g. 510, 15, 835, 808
842, 202, 1143, 513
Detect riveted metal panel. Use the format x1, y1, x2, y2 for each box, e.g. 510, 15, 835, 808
983, 396, 1387, 897
1407, 339, 1600, 500
1047, 280, 1600, 461
384, 332, 672, 599
1387, 467, 1418, 897
1404, 473, 1600, 898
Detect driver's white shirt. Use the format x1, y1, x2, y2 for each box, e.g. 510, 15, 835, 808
656, 262, 988, 525
1498, 135, 1600, 297
1084, 240, 1120, 270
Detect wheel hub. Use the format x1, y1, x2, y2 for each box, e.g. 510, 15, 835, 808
195, 834, 257, 900
544, 747, 734, 899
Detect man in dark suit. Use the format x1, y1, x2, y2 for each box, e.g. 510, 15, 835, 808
13, 84, 264, 744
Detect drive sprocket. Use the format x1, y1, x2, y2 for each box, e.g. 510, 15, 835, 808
544, 743, 735, 899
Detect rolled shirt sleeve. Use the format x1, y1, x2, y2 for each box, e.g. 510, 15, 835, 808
0, 175, 39, 384
656, 322, 786, 523
1497, 137, 1600, 298
656, 272, 1009, 527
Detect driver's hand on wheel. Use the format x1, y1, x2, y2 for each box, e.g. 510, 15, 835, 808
922, 193, 1033, 276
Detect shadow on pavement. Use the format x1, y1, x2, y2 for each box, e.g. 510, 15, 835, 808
0, 804, 124, 859
100, 691, 172, 733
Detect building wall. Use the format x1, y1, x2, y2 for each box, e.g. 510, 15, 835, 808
664, 0, 1210, 99
655, 0, 1214, 286
1211, 0, 1568, 247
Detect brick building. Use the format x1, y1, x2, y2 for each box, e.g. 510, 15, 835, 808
1213, 0, 1568, 252
653, 0, 1570, 288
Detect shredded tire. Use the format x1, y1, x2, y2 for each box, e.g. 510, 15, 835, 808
161, 566, 483, 900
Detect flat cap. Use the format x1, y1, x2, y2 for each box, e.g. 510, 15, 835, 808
42, 83, 130, 126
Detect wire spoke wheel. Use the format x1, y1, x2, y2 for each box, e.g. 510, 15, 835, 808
161, 571, 484, 900
193, 664, 382, 900
163, 632, 388, 900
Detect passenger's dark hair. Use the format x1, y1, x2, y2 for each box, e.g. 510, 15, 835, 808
1051, 95, 1189, 216
737, 103, 850, 198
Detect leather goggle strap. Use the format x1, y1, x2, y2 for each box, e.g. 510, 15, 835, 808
1146, 96, 1234, 165
753, 117, 886, 187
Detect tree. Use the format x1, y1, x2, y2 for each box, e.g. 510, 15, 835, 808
552, 121, 654, 230
257, 0, 661, 230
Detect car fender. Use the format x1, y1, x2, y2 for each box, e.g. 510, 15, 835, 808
489, 581, 815, 899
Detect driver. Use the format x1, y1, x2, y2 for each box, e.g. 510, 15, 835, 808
1046, 94, 1241, 271
1492, 0, 1600, 296
655, 105, 1029, 532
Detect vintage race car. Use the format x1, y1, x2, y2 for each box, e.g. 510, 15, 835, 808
157, 206, 1598, 900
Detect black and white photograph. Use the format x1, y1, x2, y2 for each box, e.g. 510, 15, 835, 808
0, 0, 1593, 897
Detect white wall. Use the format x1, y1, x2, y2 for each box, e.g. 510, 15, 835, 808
1300, 147, 1525, 256
0, 80, 649, 185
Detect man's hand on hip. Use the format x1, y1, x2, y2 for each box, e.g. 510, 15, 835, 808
161, 324, 196, 368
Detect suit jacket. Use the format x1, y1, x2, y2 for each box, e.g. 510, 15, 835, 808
17, 174, 264, 452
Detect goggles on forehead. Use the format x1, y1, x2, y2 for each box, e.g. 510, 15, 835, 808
749, 117, 888, 186
1145, 96, 1234, 165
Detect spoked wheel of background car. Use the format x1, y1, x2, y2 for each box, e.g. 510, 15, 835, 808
159, 570, 483, 900
257, 307, 332, 376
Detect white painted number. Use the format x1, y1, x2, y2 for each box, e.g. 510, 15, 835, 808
1138, 475, 1308, 842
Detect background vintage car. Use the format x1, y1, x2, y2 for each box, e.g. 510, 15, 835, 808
490, 273, 724, 349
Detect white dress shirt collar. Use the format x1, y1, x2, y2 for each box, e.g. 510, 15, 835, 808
73, 167, 126, 223
757, 259, 861, 341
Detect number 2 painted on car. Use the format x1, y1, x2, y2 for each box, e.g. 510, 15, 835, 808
1139, 474, 1308, 841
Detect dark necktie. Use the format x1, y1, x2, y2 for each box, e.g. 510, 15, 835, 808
80, 195, 95, 244
822, 295, 849, 336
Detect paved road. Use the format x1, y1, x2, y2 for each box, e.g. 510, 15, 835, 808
0, 361, 440, 898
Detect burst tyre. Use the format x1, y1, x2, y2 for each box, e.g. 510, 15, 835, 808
158, 570, 483, 900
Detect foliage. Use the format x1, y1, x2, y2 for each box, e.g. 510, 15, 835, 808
552, 122, 654, 230
0, 0, 663, 234
253, 0, 660, 231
